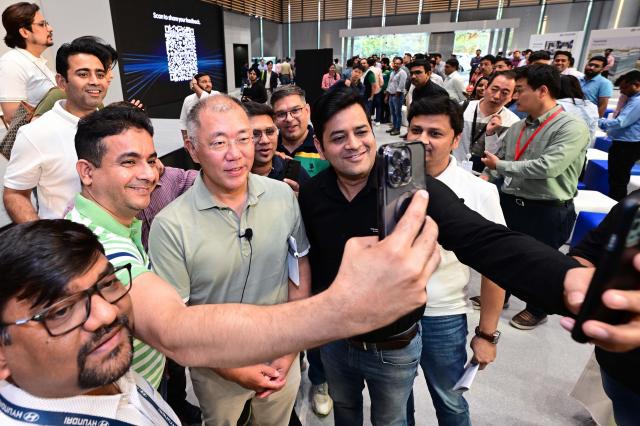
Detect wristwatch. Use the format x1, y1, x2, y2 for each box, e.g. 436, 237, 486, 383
474, 326, 501, 344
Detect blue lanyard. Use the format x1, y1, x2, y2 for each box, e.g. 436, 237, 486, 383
0, 385, 178, 426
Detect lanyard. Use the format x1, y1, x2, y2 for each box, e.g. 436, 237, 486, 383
470, 103, 504, 147
514, 108, 563, 161
0, 385, 178, 426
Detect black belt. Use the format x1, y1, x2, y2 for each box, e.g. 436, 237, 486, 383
347, 323, 418, 351
502, 193, 573, 208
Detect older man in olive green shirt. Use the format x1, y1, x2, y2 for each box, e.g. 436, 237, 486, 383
148, 95, 310, 425
482, 64, 589, 330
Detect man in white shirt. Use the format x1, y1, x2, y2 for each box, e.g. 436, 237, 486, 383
443, 58, 467, 103
3, 36, 113, 222
0, 220, 181, 425
406, 95, 506, 426
453, 70, 520, 172
179, 72, 218, 142
431, 53, 446, 79
553, 51, 584, 79
0, 2, 55, 123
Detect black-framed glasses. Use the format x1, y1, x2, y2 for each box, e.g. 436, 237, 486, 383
252, 127, 278, 142
0, 264, 132, 337
274, 106, 304, 122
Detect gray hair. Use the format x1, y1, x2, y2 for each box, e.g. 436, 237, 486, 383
270, 85, 306, 108
186, 94, 247, 145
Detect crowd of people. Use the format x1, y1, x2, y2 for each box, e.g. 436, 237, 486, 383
0, 2, 639, 426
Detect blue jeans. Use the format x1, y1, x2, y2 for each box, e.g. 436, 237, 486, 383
419, 314, 471, 426
320, 332, 421, 426
389, 93, 404, 130
601, 367, 640, 426
307, 347, 326, 385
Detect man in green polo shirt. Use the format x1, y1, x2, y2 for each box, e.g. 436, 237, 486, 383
482, 64, 589, 330
149, 94, 310, 424
63, 103, 443, 395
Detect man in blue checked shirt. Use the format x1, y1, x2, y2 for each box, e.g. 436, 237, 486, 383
598, 70, 640, 201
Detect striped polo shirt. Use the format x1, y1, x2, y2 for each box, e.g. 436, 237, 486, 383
66, 194, 165, 389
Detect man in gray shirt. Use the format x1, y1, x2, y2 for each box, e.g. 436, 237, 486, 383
385, 56, 407, 136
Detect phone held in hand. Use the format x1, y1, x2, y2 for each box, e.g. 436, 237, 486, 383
376, 141, 427, 239
572, 195, 640, 344
283, 159, 301, 182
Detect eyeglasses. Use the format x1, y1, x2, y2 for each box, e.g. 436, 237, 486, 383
31, 20, 50, 28
204, 136, 252, 151
274, 106, 304, 122
0, 264, 132, 337
252, 127, 278, 142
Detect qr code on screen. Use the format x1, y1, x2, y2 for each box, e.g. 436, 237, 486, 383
164, 25, 198, 82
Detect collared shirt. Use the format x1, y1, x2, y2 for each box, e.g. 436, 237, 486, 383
66, 195, 165, 389
386, 68, 407, 95
0, 371, 180, 425
277, 125, 329, 177
443, 71, 467, 103
426, 156, 506, 316
148, 173, 309, 306
299, 163, 425, 341
454, 100, 520, 163
0, 48, 55, 105
137, 167, 199, 250
494, 105, 589, 201
4, 100, 80, 219
598, 92, 640, 142
562, 68, 584, 79
430, 73, 444, 87
580, 74, 613, 105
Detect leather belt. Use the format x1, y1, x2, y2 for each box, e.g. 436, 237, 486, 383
347, 323, 418, 351
503, 193, 573, 208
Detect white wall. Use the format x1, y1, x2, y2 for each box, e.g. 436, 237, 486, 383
223, 10, 251, 95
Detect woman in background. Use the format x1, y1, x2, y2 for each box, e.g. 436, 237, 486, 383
557, 75, 599, 146
321, 63, 341, 91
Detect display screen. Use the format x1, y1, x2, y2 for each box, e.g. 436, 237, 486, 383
352, 33, 430, 58
109, 0, 226, 118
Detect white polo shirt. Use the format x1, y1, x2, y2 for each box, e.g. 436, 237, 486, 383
0, 371, 180, 425
0, 48, 56, 106
4, 100, 80, 219
178, 90, 220, 131
425, 156, 506, 316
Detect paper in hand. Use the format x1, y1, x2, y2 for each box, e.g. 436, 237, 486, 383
452, 361, 480, 394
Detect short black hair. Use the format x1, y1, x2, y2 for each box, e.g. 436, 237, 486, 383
0, 220, 104, 332
270, 85, 306, 108
334, 58, 339, 63
515, 64, 561, 99
559, 75, 585, 102
267, 60, 273, 65
481, 54, 496, 64
244, 101, 274, 119
528, 50, 551, 63
56, 36, 117, 80
615, 70, 640, 86
588, 55, 607, 67
367, 57, 376, 67
408, 96, 463, 136
445, 58, 459, 70
351, 63, 365, 73
523, 49, 533, 55
311, 85, 370, 147
194, 72, 210, 81
487, 70, 516, 86
346, 58, 354, 67
2, 2, 39, 49
431, 53, 442, 59
75, 103, 154, 168
495, 57, 511, 67
408, 59, 431, 73
554, 50, 572, 60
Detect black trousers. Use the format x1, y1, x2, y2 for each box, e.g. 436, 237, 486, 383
500, 192, 577, 316
608, 140, 640, 201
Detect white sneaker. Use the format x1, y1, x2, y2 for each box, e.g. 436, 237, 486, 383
310, 383, 333, 417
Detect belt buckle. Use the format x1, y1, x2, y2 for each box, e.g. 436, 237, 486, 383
515, 198, 525, 207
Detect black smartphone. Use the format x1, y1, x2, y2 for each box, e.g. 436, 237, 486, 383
572, 195, 640, 343
377, 141, 427, 239
284, 159, 301, 182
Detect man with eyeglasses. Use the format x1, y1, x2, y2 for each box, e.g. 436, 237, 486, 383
149, 94, 311, 424
408, 59, 448, 106
246, 101, 310, 195
0, 2, 55, 123
0, 220, 182, 425
272, 85, 329, 177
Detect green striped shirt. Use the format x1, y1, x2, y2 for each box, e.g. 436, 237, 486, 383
66, 194, 165, 389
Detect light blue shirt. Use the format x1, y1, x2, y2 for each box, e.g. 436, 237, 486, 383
580, 74, 613, 105
599, 92, 640, 142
